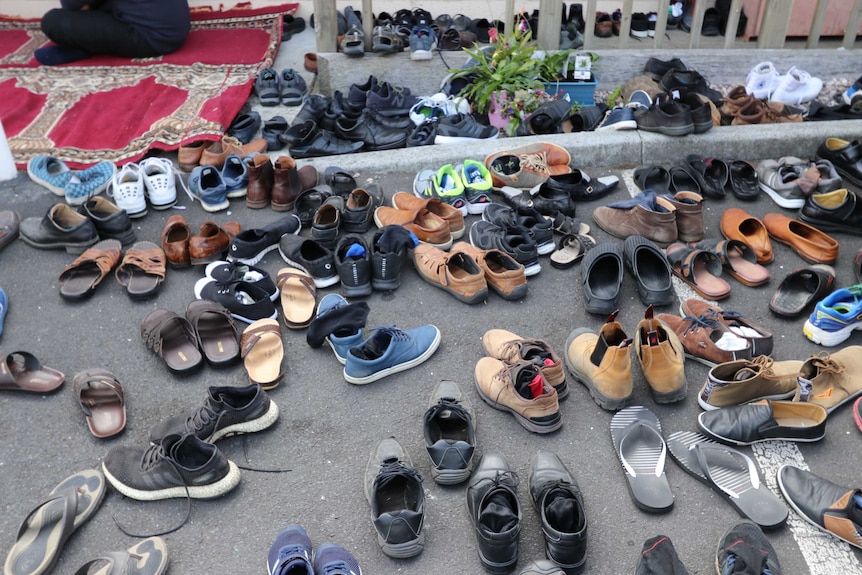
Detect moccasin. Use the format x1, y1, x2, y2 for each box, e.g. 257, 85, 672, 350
762, 212, 839, 264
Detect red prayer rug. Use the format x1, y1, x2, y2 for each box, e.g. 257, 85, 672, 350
0, 3, 297, 168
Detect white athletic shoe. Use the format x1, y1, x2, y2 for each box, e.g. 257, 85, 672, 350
745, 61, 781, 99
107, 163, 147, 218
770, 66, 823, 105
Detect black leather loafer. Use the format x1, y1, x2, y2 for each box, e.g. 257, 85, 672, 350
697, 399, 828, 445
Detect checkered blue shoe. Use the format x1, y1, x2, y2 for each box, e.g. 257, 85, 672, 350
803, 285, 862, 347
27, 156, 75, 196
66, 161, 117, 206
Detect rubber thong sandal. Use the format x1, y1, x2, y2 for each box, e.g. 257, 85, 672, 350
0, 351, 65, 393
277, 269, 317, 329
667, 430, 788, 530
115, 241, 166, 299
696, 238, 770, 287
241, 319, 284, 390
73, 537, 168, 575
610, 405, 674, 513
769, 265, 835, 318
57, 239, 122, 301
666, 242, 730, 300
73, 369, 126, 438
5, 469, 106, 575
550, 233, 596, 269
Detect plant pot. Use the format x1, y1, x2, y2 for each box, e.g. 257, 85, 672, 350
487, 90, 511, 130
544, 76, 598, 107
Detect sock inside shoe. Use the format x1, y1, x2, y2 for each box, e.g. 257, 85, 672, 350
727, 325, 763, 339
514, 369, 544, 399
351, 331, 390, 361
714, 332, 748, 351
479, 491, 519, 533
35, 45, 91, 65
545, 489, 584, 532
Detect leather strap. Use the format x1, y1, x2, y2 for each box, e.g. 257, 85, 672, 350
0, 351, 41, 389
72, 370, 124, 417
116, 243, 166, 285
240, 323, 282, 358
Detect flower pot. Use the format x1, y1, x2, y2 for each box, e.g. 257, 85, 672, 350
487, 90, 512, 130
544, 76, 598, 107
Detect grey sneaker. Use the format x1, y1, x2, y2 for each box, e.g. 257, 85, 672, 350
148, 384, 279, 443
756, 157, 810, 209
424, 381, 476, 485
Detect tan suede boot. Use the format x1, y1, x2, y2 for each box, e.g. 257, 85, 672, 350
474, 357, 561, 434
634, 306, 685, 404
662, 191, 704, 243
699, 355, 801, 410
564, 311, 633, 410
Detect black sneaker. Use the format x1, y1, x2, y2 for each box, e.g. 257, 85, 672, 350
659, 68, 722, 104
343, 185, 384, 233
364, 437, 425, 558
311, 195, 344, 249
642, 57, 687, 82
149, 384, 279, 444
334, 234, 372, 297
483, 204, 554, 256
470, 220, 541, 276
278, 235, 339, 288
102, 433, 240, 500
371, 225, 414, 290
424, 381, 476, 485
407, 122, 437, 147
193, 278, 278, 323
205, 260, 278, 301
227, 214, 301, 265
435, 113, 499, 144
715, 521, 782, 575
634, 94, 695, 136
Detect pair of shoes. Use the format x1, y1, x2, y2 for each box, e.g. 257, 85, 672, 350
19, 201, 135, 254
746, 61, 823, 104
187, 157, 250, 212
466, 450, 587, 572
246, 155, 318, 211
452, 241, 528, 300
227, 214, 302, 265
375, 193, 464, 250
566, 307, 686, 410
483, 329, 566, 396
344, 324, 441, 384
141, 301, 241, 375
692, 237, 770, 288
485, 142, 573, 190
255, 67, 308, 106
160, 216, 240, 267
310, 186, 385, 248
268, 525, 361, 575
27, 156, 116, 206
58, 239, 165, 300
195, 261, 278, 323
665, 242, 731, 300
412, 243, 489, 304
592, 190, 697, 248
335, 226, 416, 296
415, 162, 493, 215
105, 157, 182, 217
803, 287, 862, 347
281, 13, 306, 41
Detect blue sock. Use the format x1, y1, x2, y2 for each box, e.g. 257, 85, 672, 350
35, 45, 91, 66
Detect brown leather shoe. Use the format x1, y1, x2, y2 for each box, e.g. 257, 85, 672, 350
763, 213, 838, 264
663, 191, 704, 243
0, 210, 22, 252
246, 154, 275, 209
304, 52, 318, 73
474, 357, 562, 434
720, 207, 773, 263
160, 215, 192, 268
391, 192, 465, 239
374, 206, 452, 250
451, 242, 527, 301
189, 221, 236, 265
200, 136, 267, 169
413, 244, 488, 304
272, 156, 302, 212
178, 140, 210, 171
655, 312, 752, 367
592, 195, 678, 247
720, 86, 755, 124
482, 328, 566, 396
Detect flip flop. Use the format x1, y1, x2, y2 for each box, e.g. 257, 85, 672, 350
115, 241, 166, 299
666, 243, 730, 300
696, 238, 770, 287
57, 239, 122, 301
241, 319, 284, 390
0, 351, 65, 393
610, 405, 674, 513
73, 537, 168, 575
550, 233, 595, 269
769, 265, 836, 318
73, 369, 126, 438
277, 268, 317, 329
4, 469, 106, 575
667, 430, 788, 530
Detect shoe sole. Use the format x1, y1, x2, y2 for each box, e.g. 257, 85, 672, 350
798, 212, 862, 236
377, 531, 425, 559
226, 244, 279, 267
596, 119, 637, 131
102, 460, 240, 501
343, 328, 441, 385
758, 182, 805, 209
638, 123, 696, 137
474, 378, 563, 433
803, 318, 862, 348
19, 234, 99, 254
209, 400, 280, 442
564, 328, 632, 411
431, 465, 473, 485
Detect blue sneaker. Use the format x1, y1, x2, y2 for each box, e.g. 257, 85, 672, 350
596, 106, 637, 131
344, 325, 441, 384
313, 543, 362, 575
803, 286, 862, 347
188, 165, 229, 212
27, 156, 75, 196
221, 153, 248, 199
316, 294, 364, 364
409, 25, 437, 60
0, 287, 7, 340
65, 161, 116, 206
267, 524, 313, 575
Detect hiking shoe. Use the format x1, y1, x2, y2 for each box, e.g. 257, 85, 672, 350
267, 525, 313, 575
771, 66, 823, 105
565, 311, 633, 411
469, 220, 541, 277
457, 160, 493, 214
256, 67, 282, 106
596, 106, 637, 131
188, 165, 229, 212
138, 157, 179, 209
413, 244, 488, 304
313, 543, 362, 575
334, 234, 372, 297
482, 329, 567, 398
795, 345, 862, 413
344, 325, 441, 384
655, 312, 751, 367
227, 214, 301, 265
451, 242, 528, 301
715, 521, 782, 574
280, 68, 307, 106
635, 306, 686, 404
414, 164, 468, 215
699, 356, 801, 411
409, 24, 437, 60
107, 163, 147, 218
102, 433, 240, 500
149, 384, 279, 443
475, 357, 562, 433
364, 437, 425, 558
278, 235, 339, 288
205, 260, 278, 301
370, 225, 415, 290
803, 286, 862, 347
435, 113, 499, 144
193, 278, 278, 323
424, 380, 477, 485
529, 451, 587, 573
745, 61, 781, 99
634, 94, 695, 136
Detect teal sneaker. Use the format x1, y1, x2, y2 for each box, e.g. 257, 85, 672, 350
27, 156, 75, 196
65, 161, 116, 206
803, 285, 862, 346
414, 164, 467, 216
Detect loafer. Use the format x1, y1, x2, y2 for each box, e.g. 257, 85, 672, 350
697, 400, 827, 445
580, 242, 623, 315
19, 204, 99, 254
798, 188, 862, 237
816, 137, 862, 187
763, 212, 839, 264
720, 207, 773, 263
343, 186, 384, 233
160, 215, 192, 268
0, 210, 22, 252
189, 221, 239, 266
77, 196, 135, 245
543, 169, 618, 203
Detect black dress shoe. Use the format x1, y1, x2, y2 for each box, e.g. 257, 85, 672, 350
529, 451, 587, 574
816, 137, 862, 187
288, 122, 364, 158
78, 196, 135, 245
19, 204, 99, 254
798, 188, 862, 236
466, 450, 521, 574
698, 399, 827, 445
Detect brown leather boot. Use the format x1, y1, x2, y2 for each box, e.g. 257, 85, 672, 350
663, 191, 704, 243
272, 156, 302, 212
246, 155, 274, 209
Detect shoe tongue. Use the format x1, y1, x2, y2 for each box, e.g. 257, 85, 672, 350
723, 544, 767, 575
479, 491, 519, 533
276, 556, 312, 575
513, 365, 544, 399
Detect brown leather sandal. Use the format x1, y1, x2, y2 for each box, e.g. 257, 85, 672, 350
185, 300, 240, 367
696, 238, 770, 287
57, 239, 122, 301
115, 241, 166, 299
241, 319, 284, 390
140, 309, 203, 376
73, 368, 126, 438
277, 268, 316, 329
0, 351, 65, 393
666, 242, 731, 300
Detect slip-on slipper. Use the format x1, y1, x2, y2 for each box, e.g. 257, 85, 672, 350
581, 242, 624, 315
695, 238, 770, 287
769, 265, 836, 318
727, 160, 760, 201
324, 166, 356, 196
115, 241, 166, 299
58, 239, 122, 301
0, 351, 65, 393
550, 233, 595, 269
140, 309, 203, 376
276, 268, 317, 329
623, 235, 674, 307
294, 185, 334, 227
610, 405, 674, 513
261, 116, 288, 151
185, 300, 240, 367
762, 212, 839, 265
241, 318, 284, 390
633, 165, 670, 195
73, 369, 126, 438
4, 469, 106, 575
667, 430, 787, 530
666, 243, 730, 300
697, 399, 828, 445
72, 537, 168, 575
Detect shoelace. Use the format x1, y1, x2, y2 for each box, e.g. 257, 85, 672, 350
139, 156, 191, 197
499, 338, 546, 363
318, 560, 355, 575
374, 459, 423, 490
106, 163, 142, 199
681, 313, 722, 336
519, 151, 552, 175
806, 352, 845, 376
471, 469, 520, 491
425, 398, 472, 425
371, 325, 411, 342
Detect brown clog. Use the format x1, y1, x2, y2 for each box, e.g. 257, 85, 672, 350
241, 319, 284, 389
763, 212, 839, 264
0, 209, 21, 251
720, 207, 774, 264
0, 351, 65, 393
115, 241, 166, 299
73, 368, 126, 438
161, 214, 191, 268
185, 300, 240, 367
58, 239, 122, 300
140, 309, 203, 375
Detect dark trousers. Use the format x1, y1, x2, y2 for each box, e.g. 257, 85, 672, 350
41, 8, 158, 58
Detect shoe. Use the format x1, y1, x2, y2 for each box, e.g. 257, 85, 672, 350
568, 104, 609, 132
256, 67, 282, 106
623, 236, 674, 307
194, 278, 278, 323
102, 433, 240, 500
680, 298, 773, 358
770, 264, 836, 318
288, 121, 365, 158
392, 192, 465, 239
370, 226, 414, 290
485, 143, 572, 190
364, 437, 425, 558
272, 156, 303, 212
0, 210, 20, 253
543, 168, 619, 203
189, 221, 237, 266
343, 186, 384, 233
715, 521, 782, 575
756, 157, 810, 209
409, 24, 437, 59
149, 384, 278, 443
64, 161, 116, 206
161, 214, 192, 268
804, 287, 862, 347
138, 157, 179, 209
635, 305, 686, 404
227, 111, 262, 144
763, 212, 838, 264
407, 122, 438, 147
643, 57, 687, 81
280, 68, 307, 106
796, 345, 862, 412
683, 154, 727, 199
414, 164, 468, 216
227, 214, 301, 265
771, 66, 823, 105
278, 235, 339, 288
592, 191, 678, 248
777, 465, 862, 552
816, 137, 862, 188
483, 204, 554, 256
469, 220, 541, 277
659, 68, 722, 103
579, 242, 623, 315
475, 357, 561, 433
655, 312, 751, 368
307, 293, 368, 363
374, 205, 452, 250
596, 106, 637, 131
450, 242, 528, 301
698, 355, 801, 410
466, 450, 521, 574
19, 204, 99, 254
633, 94, 694, 136
334, 234, 372, 297
565, 311, 633, 410
77, 196, 135, 245
188, 165, 229, 212
529, 451, 587, 573
313, 543, 362, 575
220, 153, 248, 199
457, 160, 493, 214
27, 155, 77, 195
720, 207, 773, 264
344, 325, 441, 384
698, 399, 827, 445
681, 92, 717, 133
206, 260, 278, 301
594, 11, 613, 36
200, 136, 267, 168
424, 380, 477, 485
262, 116, 287, 151
798, 188, 862, 236
435, 113, 500, 144
413, 244, 488, 304
482, 328, 566, 398
245, 154, 275, 209
745, 61, 781, 99
366, 83, 418, 115
635, 535, 690, 575
515, 99, 576, 136
335, 111, 410, 151
311, 195, 344, 249
267, 525, 313, 575
106, 163, 147, 218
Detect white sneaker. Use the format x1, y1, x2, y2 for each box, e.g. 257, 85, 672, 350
138, 157, 178, 209
770, 66, 823, 105
745, 61, 781, 99
107, 163, 147, 218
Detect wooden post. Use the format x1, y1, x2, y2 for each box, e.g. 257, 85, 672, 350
756, 0, 792, 49
723, 0, 745, 49
618, 0, 633, 48
313, 0, 337, 53
537, 0, 561, 49
582, 0, 598, 49
806, 0, 830, 49
688, 0, 708, 48
653, 0, 668, 48
843, 0, 862, 49
361, 0, 373, 53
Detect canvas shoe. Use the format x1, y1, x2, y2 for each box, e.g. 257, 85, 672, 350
475, 357, 562, 433
843, 75, 862, 105
771, 66, 823, 105
149, 384, 279, 443
565, 311, 633, 411
187, 165, 230, 212
414, 164, 468, 216
698, 356, 801, 411
803, 286, 862, 347
138, 157, 179, 209
205, 260, 278, 301
63, 161, 117, 206
313, 543, 362, 575
227, 214, 301, 265
278, 235, 339, 288
596, 106, 637, 131
715, 521, 782, 575
194, 278, 278, 324
267, 525, 313, 575
456, 160, 493, 214
27, 155, 76, 196
424, 380, 477, 485
482, 328, 567, 397
745, 61, 781, 99
106, 163, 147, 217
344, 324, 441, 384
450, 242, 528, 301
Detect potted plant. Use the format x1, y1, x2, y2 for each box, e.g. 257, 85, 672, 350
538, 50, 600, 107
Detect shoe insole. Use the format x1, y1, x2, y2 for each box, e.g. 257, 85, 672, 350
161, 320, 203, 373
196, 312, 239, 364
725, 244, 769, 285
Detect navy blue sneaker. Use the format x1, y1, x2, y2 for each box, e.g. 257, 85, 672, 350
0, 287, 7, 340
314, 543, 362, 575
344, 325, 441, 384
268, 524, 313, 575
596, 106, 637, 131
